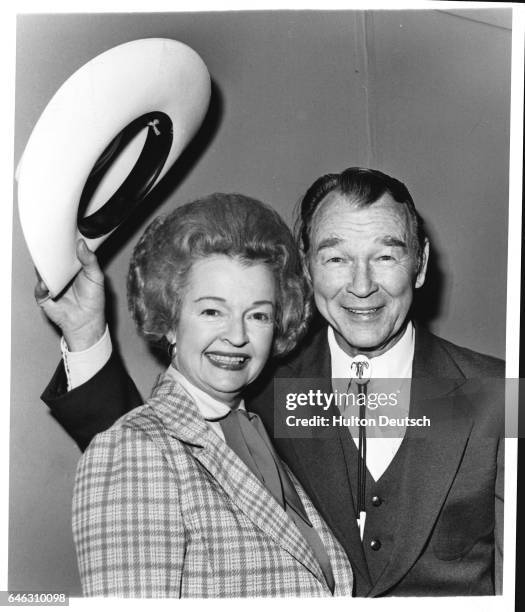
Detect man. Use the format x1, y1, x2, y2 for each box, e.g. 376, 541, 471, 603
38, 167, 504, 596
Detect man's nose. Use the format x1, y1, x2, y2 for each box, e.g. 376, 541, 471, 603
223, 316, 248, 346
346, 261, 378, 297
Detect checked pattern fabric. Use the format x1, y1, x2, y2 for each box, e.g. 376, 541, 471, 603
72, 376, 354, 598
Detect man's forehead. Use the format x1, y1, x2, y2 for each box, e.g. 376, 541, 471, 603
310, 191, 411, 242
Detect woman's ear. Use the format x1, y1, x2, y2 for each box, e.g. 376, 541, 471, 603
166, 330, 177, 361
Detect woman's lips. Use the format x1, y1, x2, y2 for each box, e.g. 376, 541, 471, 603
205, 352, 250, 370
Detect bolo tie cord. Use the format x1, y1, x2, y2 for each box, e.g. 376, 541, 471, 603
357, 381, 368, 539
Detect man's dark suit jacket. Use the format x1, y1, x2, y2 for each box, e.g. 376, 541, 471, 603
43, 323, 504, 597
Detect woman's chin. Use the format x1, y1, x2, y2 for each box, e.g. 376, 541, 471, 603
204, 377, 254, 404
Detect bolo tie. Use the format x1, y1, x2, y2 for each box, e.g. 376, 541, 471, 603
349, 355, 371, 541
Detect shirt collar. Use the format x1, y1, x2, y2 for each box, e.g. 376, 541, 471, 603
328, 321, 415, 380
165, 365, 245, 421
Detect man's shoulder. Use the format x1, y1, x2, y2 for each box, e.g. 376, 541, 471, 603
421, 329, 505, 378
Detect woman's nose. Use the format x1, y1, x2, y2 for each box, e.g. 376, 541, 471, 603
223, 316, 248, 346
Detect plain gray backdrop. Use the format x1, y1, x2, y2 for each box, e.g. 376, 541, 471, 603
11, 9, 511, 595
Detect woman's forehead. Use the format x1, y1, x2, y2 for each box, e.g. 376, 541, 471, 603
184, 255, 276, 300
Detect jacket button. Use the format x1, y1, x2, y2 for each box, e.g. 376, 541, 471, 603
370, 539, 382, 551
371, 495, 382, 507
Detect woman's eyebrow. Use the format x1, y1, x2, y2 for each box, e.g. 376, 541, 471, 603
194, 296, 226, 303
194, 297, 274, 306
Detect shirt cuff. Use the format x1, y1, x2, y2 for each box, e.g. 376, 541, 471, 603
60, 326, 112, 391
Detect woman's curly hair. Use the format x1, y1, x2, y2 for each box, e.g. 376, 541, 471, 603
127, 193, 312, 356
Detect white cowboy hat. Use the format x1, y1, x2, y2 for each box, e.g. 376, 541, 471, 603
16, 38, 211, 297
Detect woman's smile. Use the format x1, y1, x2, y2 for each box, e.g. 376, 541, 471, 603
204, 351, 251, 370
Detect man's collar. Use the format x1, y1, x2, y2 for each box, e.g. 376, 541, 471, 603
165, 365, 245, 421
327, 322, 415, 379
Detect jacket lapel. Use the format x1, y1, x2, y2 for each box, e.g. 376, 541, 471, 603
273, 326, 373, 593
369, 326, 474, 596
147, 377, 327, 586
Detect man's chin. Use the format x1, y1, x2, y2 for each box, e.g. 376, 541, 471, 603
335, 328, 397, 358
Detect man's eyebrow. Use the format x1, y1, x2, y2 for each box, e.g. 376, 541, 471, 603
315, 235, 408, 251
378, 235, 408, 249
315, 236, 343, 252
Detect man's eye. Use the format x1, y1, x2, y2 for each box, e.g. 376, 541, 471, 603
327, 256, 344, 263
377, 255, 395, 262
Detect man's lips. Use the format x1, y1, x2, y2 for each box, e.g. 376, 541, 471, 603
342, 306, 384, 317
205, 352, 251, 370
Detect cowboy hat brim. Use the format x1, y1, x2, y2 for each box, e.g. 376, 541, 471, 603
16, 38, 211, 297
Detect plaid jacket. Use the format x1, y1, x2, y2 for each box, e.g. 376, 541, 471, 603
72, 376, 354, 598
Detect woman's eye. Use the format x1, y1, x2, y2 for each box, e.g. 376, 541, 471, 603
326, 256, 344, 263
377, 255, 395, 262
201, 309, 221, 317
251, 312, 273, 323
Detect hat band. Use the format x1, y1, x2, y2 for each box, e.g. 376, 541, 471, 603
77, 111, 173, 239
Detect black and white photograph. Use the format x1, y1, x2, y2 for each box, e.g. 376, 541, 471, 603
5, 3, 521, 608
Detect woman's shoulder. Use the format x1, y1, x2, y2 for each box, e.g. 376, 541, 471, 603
81, 377, 204, 466
102, 402, 163, 433
83, 401, 179, 459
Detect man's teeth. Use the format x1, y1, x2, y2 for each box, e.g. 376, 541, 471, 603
208, 354, 247, 364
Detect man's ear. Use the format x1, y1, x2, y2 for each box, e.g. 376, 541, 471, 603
415, 239, 429, 289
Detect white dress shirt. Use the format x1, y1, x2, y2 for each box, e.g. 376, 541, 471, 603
61, 326, 112, 389
327, 322, 415, 481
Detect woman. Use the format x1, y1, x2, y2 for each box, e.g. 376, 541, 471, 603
72, 193, 354, 597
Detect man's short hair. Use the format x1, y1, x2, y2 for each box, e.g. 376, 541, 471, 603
297, 167, 427, 269
127, 193, 311, 357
